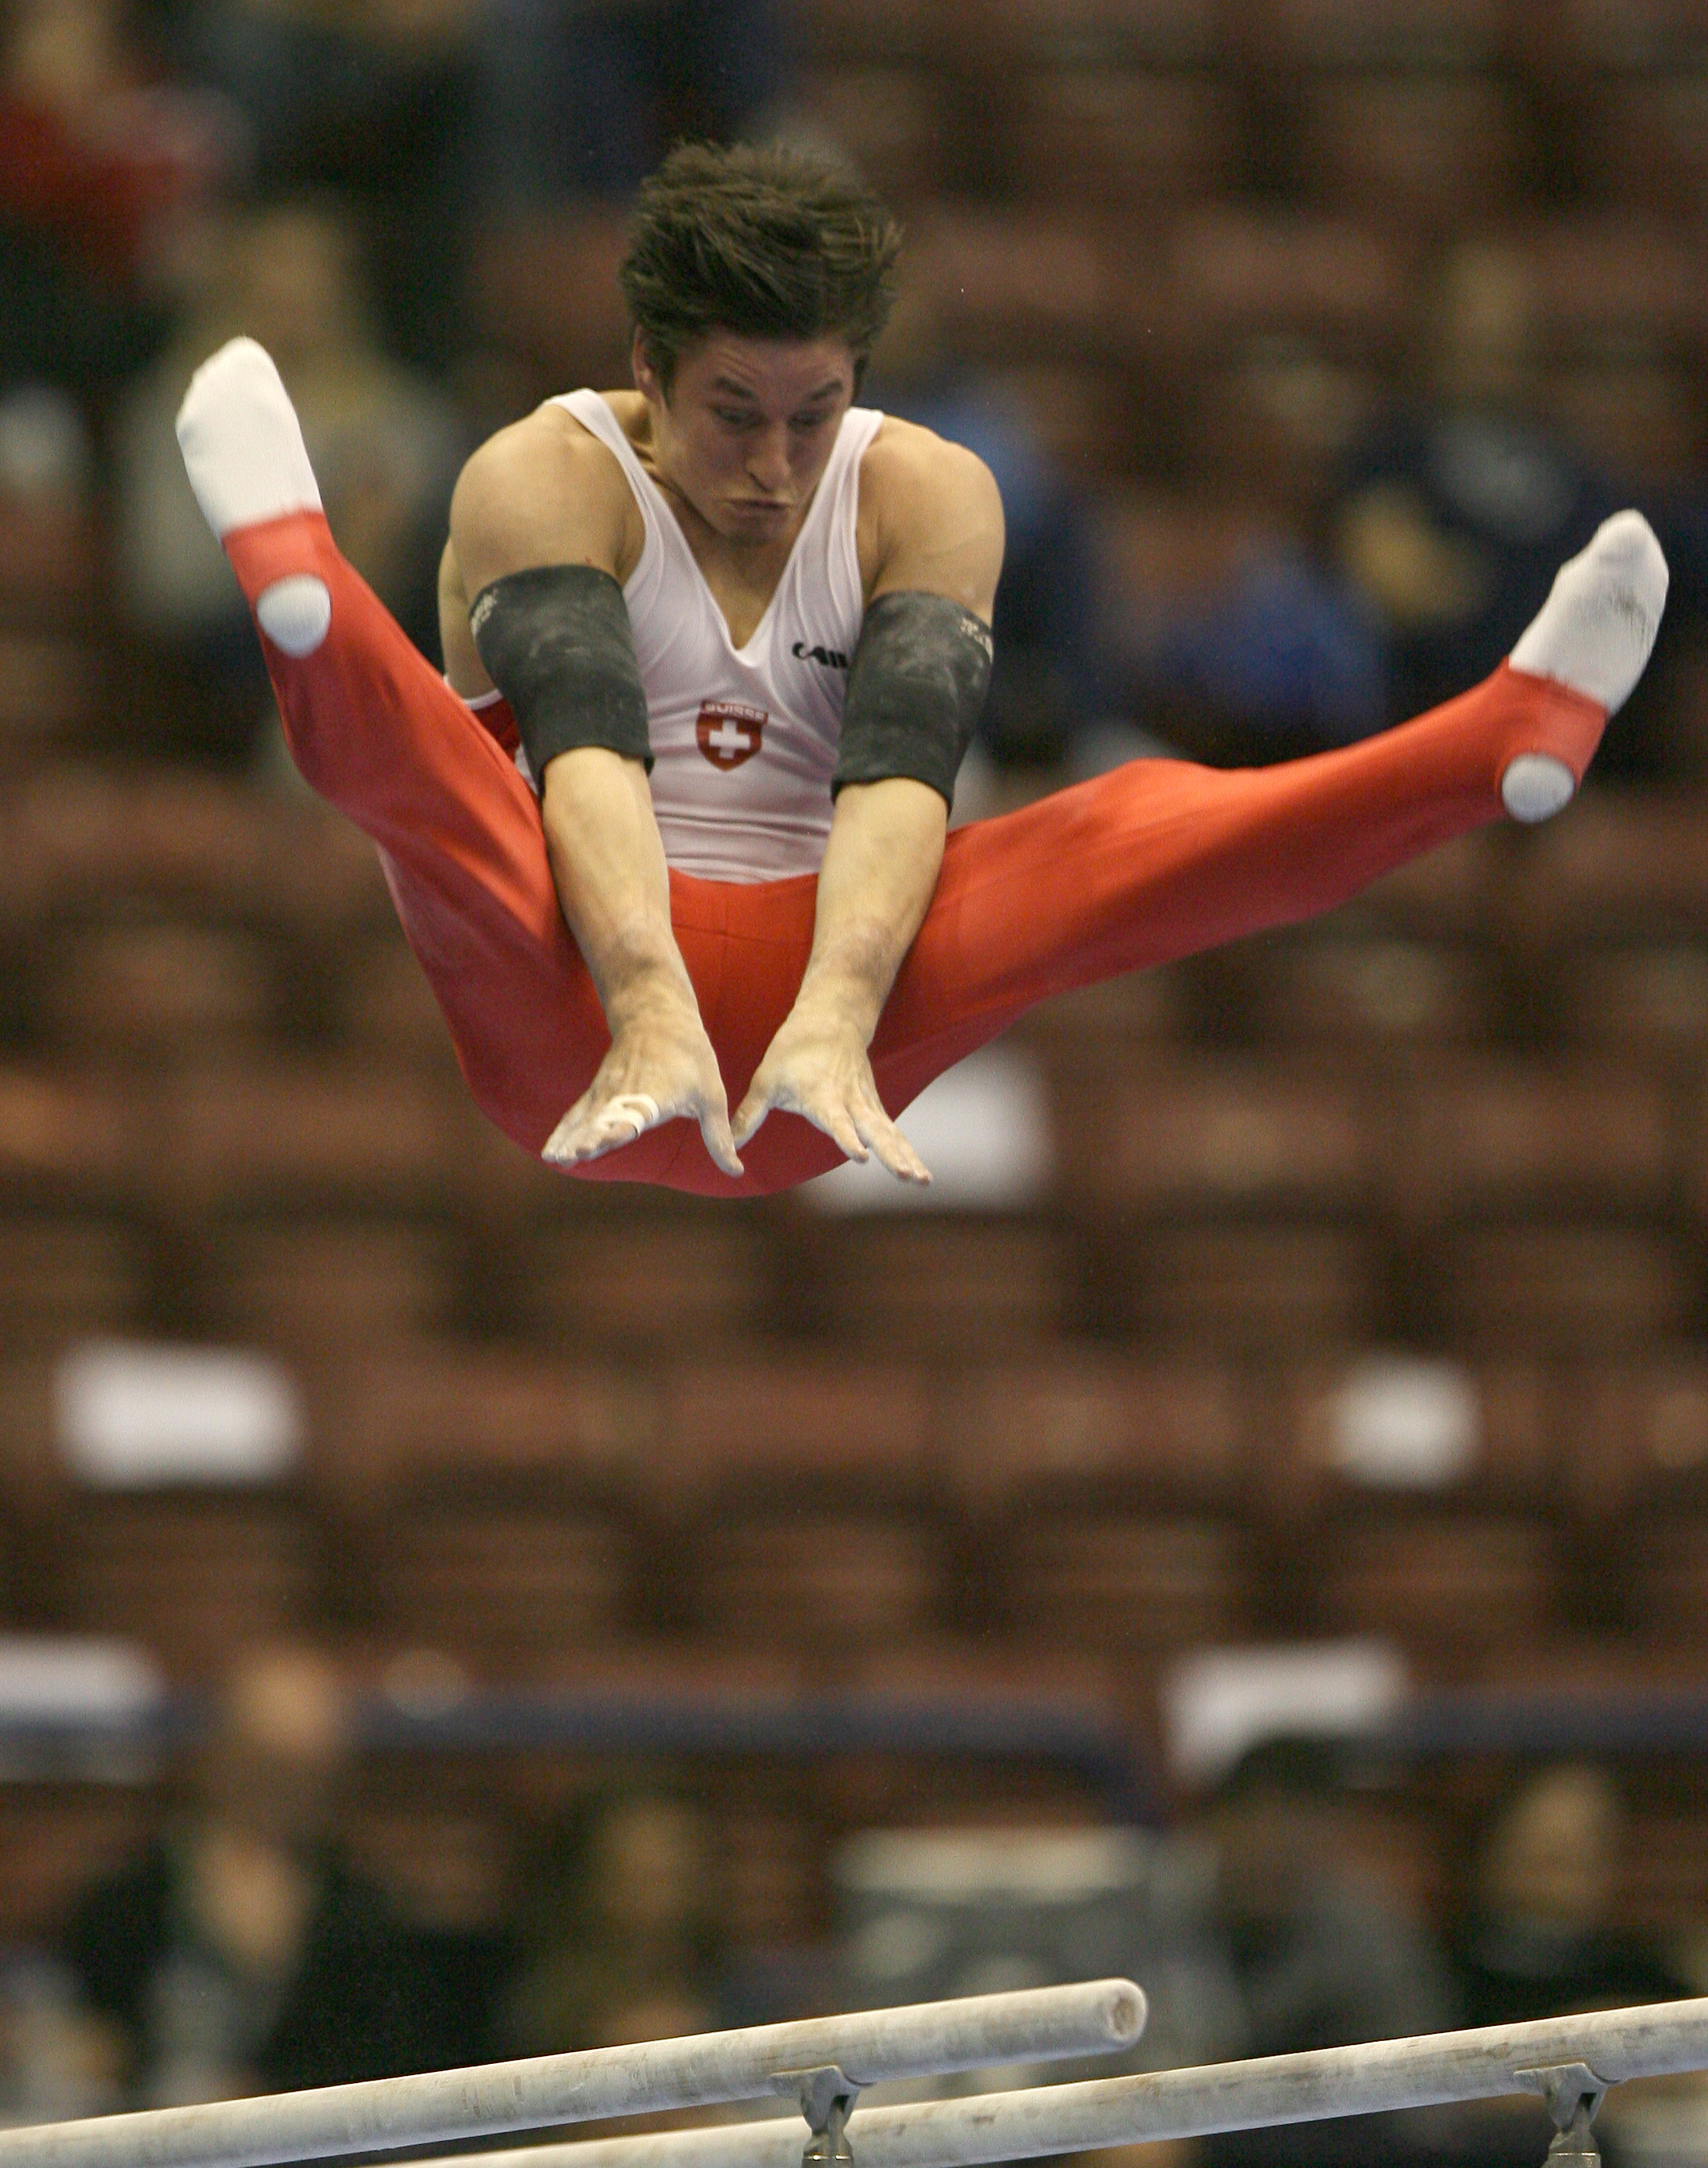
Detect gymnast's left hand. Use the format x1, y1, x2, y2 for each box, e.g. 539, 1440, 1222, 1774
732, 1007, 931, 1184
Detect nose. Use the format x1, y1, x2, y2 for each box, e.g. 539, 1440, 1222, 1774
746, 424, 792, 496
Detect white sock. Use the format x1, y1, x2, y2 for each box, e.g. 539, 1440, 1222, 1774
1509, 509, 1668, 712
175, 338, 331, 658
1502, 510, 1668, 821
175, 338, 322, 538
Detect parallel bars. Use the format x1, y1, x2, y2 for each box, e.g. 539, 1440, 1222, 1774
4, 1983, 1707, 2168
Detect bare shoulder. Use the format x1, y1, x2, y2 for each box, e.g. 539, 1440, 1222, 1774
449, 399, 642, 596
858, 415, 1004, 615
861, 414, 1001, 527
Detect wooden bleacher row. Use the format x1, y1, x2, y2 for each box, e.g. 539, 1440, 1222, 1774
798, 61, 1708, 233
1, 1345, 1706, 1675
0, 766, 395, 939
2, 1040, 1708, 1220
0, 1205, 1700, 1361
12, 1338, 1708, 1511
0, 1473, 1704, 1709
788, 0, 1708, 76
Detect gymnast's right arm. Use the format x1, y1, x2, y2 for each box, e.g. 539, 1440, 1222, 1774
444, 416, 742, 1175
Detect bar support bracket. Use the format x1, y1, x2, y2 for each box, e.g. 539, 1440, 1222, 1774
1515, 2060, 1607, 2166
773, 2066, 860, 2168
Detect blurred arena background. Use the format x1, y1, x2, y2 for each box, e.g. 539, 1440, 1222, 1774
0, 0, 1705, 2158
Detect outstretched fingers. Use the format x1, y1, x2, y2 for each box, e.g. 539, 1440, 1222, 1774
544, 1078, 744, 1177
732, 1072, 930, 1185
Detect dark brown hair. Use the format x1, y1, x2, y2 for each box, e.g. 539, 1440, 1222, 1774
618, 141, 903, 394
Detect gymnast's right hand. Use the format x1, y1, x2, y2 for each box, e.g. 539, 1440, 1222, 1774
542, 988, 742, 1177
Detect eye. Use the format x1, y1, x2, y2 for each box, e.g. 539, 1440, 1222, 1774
791, 410, 834, 432
714, 407, 757, 428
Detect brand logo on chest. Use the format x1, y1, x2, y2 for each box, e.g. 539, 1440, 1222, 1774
792, 638, 850, 670
696, 699, 769, 770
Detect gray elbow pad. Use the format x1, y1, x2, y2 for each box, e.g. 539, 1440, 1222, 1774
470, 562, 653, 775
833, 589, 994, 808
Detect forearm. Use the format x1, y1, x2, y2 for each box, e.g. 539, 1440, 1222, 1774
539, 747, 695, 1029
534, 746, 739, 1173
796, 777, 947, 1040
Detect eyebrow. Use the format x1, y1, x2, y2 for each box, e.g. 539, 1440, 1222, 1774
710, 377, 846, 403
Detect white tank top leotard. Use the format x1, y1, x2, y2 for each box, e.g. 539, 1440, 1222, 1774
555, 388, 885, 884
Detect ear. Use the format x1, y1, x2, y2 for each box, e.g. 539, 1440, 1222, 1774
631, 328, 663, 403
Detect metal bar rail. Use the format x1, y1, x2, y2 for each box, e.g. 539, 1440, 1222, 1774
0, 1981, 1145, 2168
411, 1996, 1708, 2168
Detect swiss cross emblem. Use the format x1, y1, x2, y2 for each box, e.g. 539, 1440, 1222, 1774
696, 699, 768, 771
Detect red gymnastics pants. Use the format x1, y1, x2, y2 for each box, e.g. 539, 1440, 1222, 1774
226, 511, 1610, 1199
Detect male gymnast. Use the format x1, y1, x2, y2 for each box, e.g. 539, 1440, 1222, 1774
174, 143, 1668, 1198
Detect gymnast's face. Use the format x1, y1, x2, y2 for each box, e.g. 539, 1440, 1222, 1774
634, 327, 857, 547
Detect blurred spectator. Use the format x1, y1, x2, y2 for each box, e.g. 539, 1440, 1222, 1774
864, 261, 1118, 776
498, 1783, 728, 2054
1333, 241, 1617, 725
476, 0, 791, 208
1452, 1761, 1689, 2027
0, 0, 230, 409
164, 0, 482, 372
1197, 1740, 1459, 2168
1444, 1761, 1692, 2168
59, 1643, 434, 2104
113, 195, 464, 765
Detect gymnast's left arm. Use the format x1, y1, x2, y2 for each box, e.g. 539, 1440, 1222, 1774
731, 430, 1004, 1182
